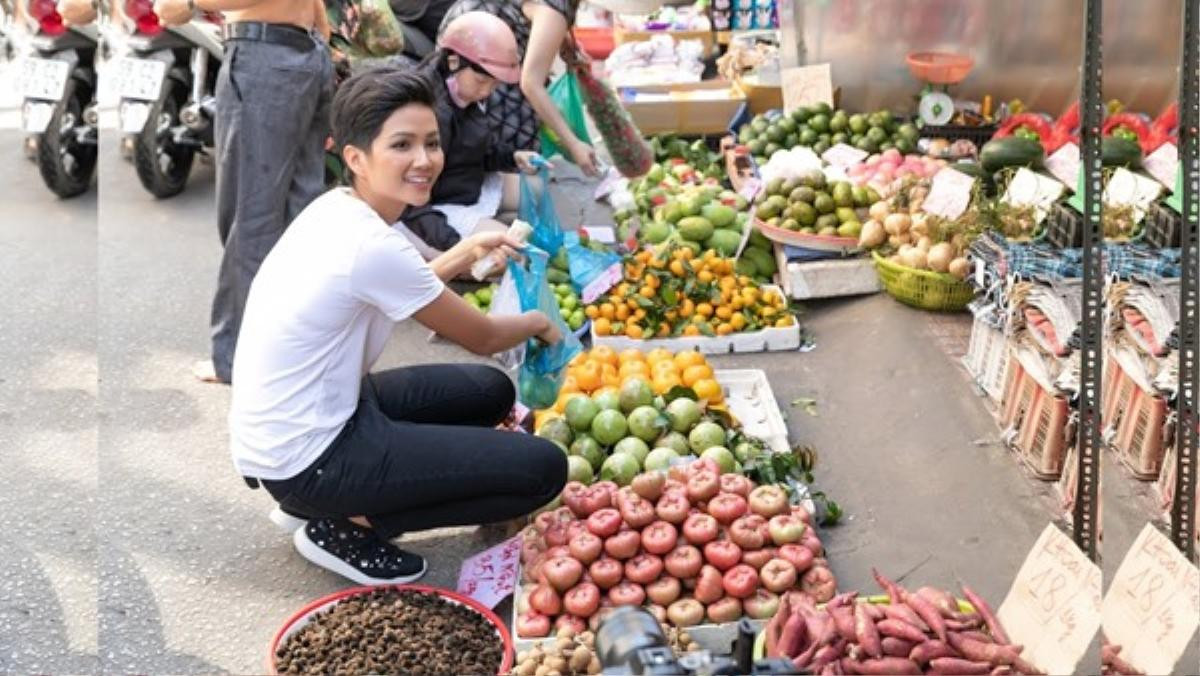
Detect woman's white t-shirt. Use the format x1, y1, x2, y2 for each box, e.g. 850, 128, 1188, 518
229, 188, 445, 480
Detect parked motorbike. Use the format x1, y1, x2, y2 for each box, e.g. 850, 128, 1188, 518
16, 0, 97, 198
116, 0, 221, 198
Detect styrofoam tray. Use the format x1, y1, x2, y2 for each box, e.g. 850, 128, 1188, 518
775, 246, 881, 300
590, 286, 800, 354
715, 368, 789, 454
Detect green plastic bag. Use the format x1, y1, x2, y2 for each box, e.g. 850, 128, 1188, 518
539, 72, 591, 161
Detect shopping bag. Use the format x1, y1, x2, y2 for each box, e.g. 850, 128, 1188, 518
564, 231, 622, 304
325, 0, 405, 59
519, 164, 565, 256
487, 268, 525, 370
572, 63, 653, 178
509, 247, 582, 408
539, 72, 592, 161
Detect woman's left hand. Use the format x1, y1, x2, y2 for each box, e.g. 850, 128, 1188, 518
514, 151, 548, 175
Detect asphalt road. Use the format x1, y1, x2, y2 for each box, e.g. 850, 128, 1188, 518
2, 128, 1193, 673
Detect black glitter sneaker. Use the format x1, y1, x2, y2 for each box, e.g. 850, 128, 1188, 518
293, 518, 427, 585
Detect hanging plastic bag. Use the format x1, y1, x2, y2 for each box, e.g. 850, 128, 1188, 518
510, 247, 582, 409
539, 72, 592, 162
519, 162, 565, 256
487, 268, 525, 370
564, 231, 622, 304
571, 62, 653, 178
325, 0, 405, 59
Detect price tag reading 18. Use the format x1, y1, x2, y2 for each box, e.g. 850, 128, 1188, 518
997, 524, 1102, 675
1102, 523, 1200, 675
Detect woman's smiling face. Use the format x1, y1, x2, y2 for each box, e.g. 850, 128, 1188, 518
349, 103, 445, 209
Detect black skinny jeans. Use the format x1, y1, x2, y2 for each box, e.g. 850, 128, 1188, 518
261, 364, 567, 539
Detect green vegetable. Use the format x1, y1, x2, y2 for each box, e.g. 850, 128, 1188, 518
979, 137, 1046, 173
1101, 136, 1143, 168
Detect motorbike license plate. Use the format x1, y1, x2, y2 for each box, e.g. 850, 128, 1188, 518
16, 57, 70, 101
115, 57, 166, 102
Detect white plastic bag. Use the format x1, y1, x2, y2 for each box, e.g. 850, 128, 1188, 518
488, 268, 525, 369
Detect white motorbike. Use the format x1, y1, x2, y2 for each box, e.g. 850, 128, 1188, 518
115, 0, 221, 198
16, 0, 98, 198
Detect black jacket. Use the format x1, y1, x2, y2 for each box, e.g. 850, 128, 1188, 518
402, 58, 520, 250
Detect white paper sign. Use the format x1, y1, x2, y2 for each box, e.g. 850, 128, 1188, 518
922, 166, 977, 220
456, 534, 523, 609
738, 177, 762, 203
1102, 523, 1200, 675
780, 63, 833, 113
1002, 167, 1067, 224
1143, 143, 1179, 190
581, 226, 616, 244
821, 143, 869, 169
1044, 142, 1081, 189
997, 523, 1102, 675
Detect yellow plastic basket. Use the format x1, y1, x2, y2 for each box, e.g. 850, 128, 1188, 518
871, 251, 974, 312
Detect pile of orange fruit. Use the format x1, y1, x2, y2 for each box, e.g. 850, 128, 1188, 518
585, 247, 794, 339
538, 346, 725, 421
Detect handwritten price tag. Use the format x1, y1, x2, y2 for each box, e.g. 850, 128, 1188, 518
1102, 523, 1200, 675
997, 523, 1102, 675
1143, 143, 1179, 190
456, 534, 523, 609
1044, 142, 1081, 189
780, 63, 833, 113
922, 166, 976, 220
821, 143, 869, 170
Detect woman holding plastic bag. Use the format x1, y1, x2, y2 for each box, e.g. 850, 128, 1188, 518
229, 68, 567, 586
398, 11, 551, 258
435, 0, 601, 176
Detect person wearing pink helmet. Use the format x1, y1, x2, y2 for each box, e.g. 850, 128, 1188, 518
434, 0, 597, 173
397, 10, 549, 258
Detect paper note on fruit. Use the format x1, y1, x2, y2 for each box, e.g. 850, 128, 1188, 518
1044, 142, 1080, 189
1002, 167, 1065, 224
780, 63, 832, 113
457, 534, 523, 609
1143, 143, 1179, 190
997, 523, 1102, 675
922, 166, 976, 220
1101, 523, 1200, 675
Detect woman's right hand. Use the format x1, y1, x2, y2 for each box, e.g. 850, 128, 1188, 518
567, 139, 600, 178
531, 311, 563, 345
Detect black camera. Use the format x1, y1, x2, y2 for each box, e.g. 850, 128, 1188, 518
593, 606, 800, 675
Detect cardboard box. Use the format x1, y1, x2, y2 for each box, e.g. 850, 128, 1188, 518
620, 81, 746, 136
612, 25, 717, 58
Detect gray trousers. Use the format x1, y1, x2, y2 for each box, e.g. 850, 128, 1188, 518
210, 33, 333, 382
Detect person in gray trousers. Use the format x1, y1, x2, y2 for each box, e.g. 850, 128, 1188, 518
155, 0, 334, 384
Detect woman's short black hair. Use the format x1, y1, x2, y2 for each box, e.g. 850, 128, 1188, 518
331, 67, 437, 182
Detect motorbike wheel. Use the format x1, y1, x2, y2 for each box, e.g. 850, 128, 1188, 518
36, 78, 97, 199
134, 78, 195, 199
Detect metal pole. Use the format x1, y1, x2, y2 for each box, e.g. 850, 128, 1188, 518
1073, 0, 1102, 561
1171, 0, 1198, 561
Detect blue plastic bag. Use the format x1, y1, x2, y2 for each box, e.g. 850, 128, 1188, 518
519, 163, 564, 256
564, 231, 623, 304
509, 246, 582, 409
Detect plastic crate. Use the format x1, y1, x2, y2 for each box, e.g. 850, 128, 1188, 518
1114, 384, 1169, 480
1014, 387, 1071, 480
872, 251, 975, 312
917, 123, 998, 146
999, 360, 1038, 431
1040, 202, 1084, 249
1141, 201, 1182, 248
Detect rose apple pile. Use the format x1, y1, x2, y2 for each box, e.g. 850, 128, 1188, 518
514, 460, 837, 638
535, 348, 769, 487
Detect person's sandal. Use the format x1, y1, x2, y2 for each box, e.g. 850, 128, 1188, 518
191, 359, 224, 384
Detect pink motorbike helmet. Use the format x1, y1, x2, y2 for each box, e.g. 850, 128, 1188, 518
438, 11, 521, 85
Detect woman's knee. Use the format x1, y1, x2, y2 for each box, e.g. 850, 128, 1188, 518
529, 437, 568, 499
463, 364, 515, 421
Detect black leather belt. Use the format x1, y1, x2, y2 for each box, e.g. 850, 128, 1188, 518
223, 21, 316, 51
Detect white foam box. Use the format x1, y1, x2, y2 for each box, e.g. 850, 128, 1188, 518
714, 369, 789, 454
775, 245, 881, 300
590, 287, 800, 354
